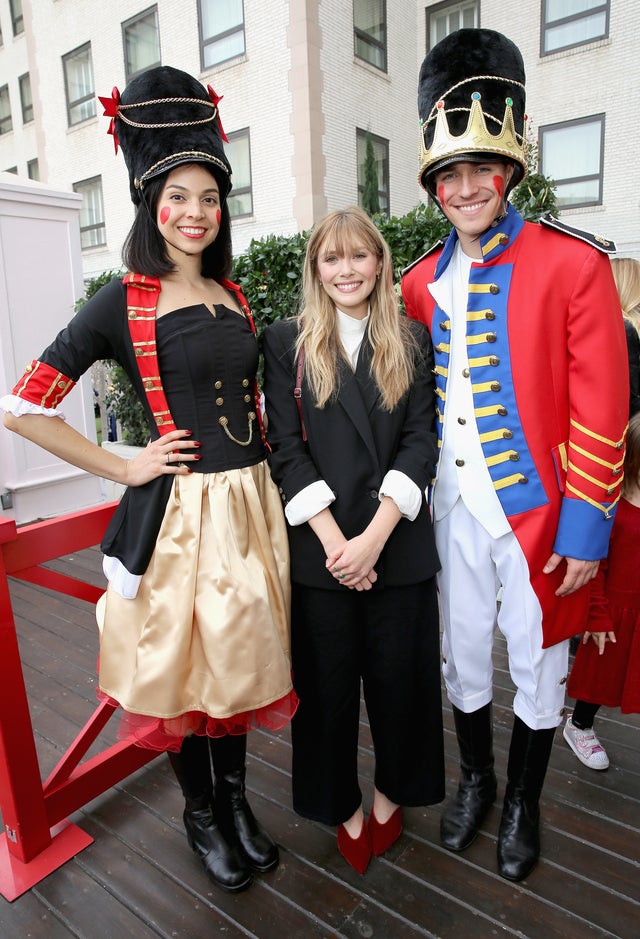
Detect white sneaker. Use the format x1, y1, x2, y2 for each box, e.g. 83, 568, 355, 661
563, 715, 610, 770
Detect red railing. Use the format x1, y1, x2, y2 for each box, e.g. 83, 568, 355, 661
0, 504, 158, 901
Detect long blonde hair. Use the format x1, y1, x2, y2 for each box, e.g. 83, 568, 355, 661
611, 257, 640, 335
296, 206, 417, 410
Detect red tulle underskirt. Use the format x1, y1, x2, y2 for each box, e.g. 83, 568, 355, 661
97, 687, 299, 752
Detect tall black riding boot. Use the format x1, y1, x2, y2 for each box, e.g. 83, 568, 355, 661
211, 734, 279, 873
497, 716, 556, 882
440, 702, 497, 851
168, 735, 251, 893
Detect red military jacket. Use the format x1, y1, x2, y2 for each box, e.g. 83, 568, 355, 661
402, 206, 629, 646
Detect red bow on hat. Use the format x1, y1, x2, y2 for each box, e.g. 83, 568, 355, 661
207, 85, 229, 143
98, 86, 121, 154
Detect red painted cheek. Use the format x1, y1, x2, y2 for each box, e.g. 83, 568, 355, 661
493, 176, 504, 199
216, 209, 222, 226
159, 206, 171, 224
437, 184, 446, 205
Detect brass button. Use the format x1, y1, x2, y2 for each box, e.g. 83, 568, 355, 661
559, 676, 567, 685
509, 452, 520, 461
244, 394, 252, 403
499, 234, 509, 245
157, 416, 164, 425
439, 321, 449, 330
242, 379, 250, 388
518, 476, 529, 484
457, 417, 466, 425
559, 707, 566, 716
57, 380, 66, 388
370, 490, 378, 499
25, 364, 33, 372
128, 311, 137, 319
435, 345, 444, 354
485, 311, 495, 321
214, 380, 223, 389
144, 379, 154, 390
135, 348, 143, 356
613, 467, 621, 475
216, 397, 224, 406
497, 406, 507, 416
455, 458, 465, 467
489, 356, 499, 366
486, 332, 497, 343
462, 368, 470, 378
503, 430, 513, 439
489, 284, 499, 294
491, 382, 501, 392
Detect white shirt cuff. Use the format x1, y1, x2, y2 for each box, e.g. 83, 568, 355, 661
0, 393, 66, 419
379, 469, 422, 521
285, 479, 335, 526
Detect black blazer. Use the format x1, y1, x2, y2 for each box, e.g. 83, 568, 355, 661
262, 317, 441, 589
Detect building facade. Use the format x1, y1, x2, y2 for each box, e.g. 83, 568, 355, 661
0, 0, 637, 288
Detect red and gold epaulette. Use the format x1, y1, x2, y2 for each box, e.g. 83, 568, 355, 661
11, 360, 75, 408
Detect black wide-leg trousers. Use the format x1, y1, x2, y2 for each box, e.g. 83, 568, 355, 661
290, 576, 445, 826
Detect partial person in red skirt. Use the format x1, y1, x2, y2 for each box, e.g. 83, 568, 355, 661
565, 413, 640, 768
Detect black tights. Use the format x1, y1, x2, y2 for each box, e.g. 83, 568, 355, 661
572, 700, 600, 730
168, 734, 248, 802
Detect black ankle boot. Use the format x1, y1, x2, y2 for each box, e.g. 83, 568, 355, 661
497, 717, 556, 882
215, 770, 279, 873
440, 702, 497, 852
183, 795, 252, 893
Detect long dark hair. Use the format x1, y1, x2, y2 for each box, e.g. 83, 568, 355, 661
121, 164, 233, 280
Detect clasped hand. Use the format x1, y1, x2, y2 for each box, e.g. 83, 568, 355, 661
326, 532, 382, 592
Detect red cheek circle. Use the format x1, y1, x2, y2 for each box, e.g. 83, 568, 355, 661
493, 176, 504, 199
159, 206, 171, 224
437, 184, 445, 204
216, 209, 221, 225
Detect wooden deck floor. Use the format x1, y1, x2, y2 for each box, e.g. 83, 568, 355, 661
1, 545, 638, 938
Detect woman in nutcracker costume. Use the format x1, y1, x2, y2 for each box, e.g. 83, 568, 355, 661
1, 66, 297, 894
401, 29, 628, 881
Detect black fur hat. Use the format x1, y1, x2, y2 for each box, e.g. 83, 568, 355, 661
100, 66, 232, 205
418, 29, 527, 196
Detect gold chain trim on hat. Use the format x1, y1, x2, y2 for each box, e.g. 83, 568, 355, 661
218, 412, 256, 446
117, 96, 217, 129
137, 151, 231, 189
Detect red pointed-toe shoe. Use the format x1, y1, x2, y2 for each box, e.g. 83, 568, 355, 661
368, 805, 403, 857
337, 819, 371, 875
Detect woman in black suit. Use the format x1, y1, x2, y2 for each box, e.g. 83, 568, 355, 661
262, 206, 444, 875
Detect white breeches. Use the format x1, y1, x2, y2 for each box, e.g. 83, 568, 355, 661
435, 498, 568, 730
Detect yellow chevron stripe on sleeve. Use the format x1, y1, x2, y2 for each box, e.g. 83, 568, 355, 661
566, 481, 620, 518
486, 450, 518, 466
467, 309, 493, 321
493, 473, 526, 490
569, 440, 625, 472
568, 460, 623, 492
474, 404, 506, 418
479, 428, 510, 443
469, 356, 498, 368
570, 418, 626, 449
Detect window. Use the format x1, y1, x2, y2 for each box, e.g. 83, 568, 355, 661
5, 166, 17, 174
0, 85, 12, 136
354, 0, 387, 71
19, 73, 33, 124
199, 0, 245, 69
539, 114, 604, 208
9, 0, 24, 37
541, 0, 609, 55
356, 129, 389, 215
426, 0, 479, 50
63, 43, 97, 126
123, 6, 161, 81
27, 158, 39, 181
224, 129, 252, 218
73, 176, 106, 249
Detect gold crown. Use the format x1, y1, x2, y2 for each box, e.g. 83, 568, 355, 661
419, 79, 527, 187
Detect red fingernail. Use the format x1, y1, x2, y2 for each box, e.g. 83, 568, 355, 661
192, 455, 202, 460
184, 431, 193, 436
193, 441, 202, 447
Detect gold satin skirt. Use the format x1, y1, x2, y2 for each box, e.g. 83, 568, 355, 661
97, 461, 294, 743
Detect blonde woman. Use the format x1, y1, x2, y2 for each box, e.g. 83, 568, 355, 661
262, 207, 444, 875
611, 257, 640, 416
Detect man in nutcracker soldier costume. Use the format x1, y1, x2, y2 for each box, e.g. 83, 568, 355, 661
402, 28, 628, 881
